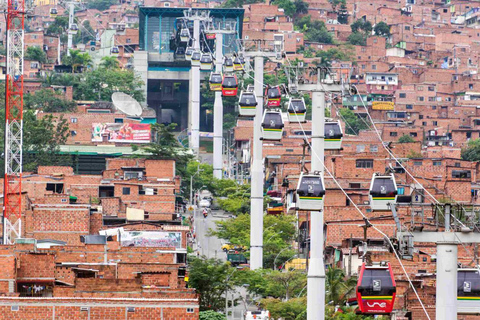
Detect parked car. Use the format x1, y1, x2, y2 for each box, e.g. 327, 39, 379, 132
222, 243, 247, 252
245, 310, 270, 320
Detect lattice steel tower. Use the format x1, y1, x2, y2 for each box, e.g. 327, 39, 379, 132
3, 0, 25, 244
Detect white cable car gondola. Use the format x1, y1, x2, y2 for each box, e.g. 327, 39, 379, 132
369, 173, 397, 211
50, 8, 58, 18
296, 172, 325, 210
224, 57, 234, 73
238, 90, 257, 117
200, 53, 213, 71
209, 72, 223, 91
324, 120, 343, 150
261, 110, 284, 141
191, 51, 201, 67
69, 23, 78, 35
287, 98, 307, 123
179, 28, 190, 42
185, 47, 194, 61
458, 268, 480, 314
111, 46, 119, 55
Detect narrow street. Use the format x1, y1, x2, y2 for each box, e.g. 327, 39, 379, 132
193, 209, 252, 320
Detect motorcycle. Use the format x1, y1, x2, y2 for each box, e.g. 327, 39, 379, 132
203, 209, 208, 218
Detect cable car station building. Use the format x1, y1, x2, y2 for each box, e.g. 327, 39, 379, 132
134, 7, 244, 133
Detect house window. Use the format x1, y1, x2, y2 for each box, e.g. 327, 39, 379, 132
361, 64, 366, 69
432, 106, 437, 110
433, 161, 442, 166
422, 122, 427, 126
361, 47, 366, 52
452, 170, 471, 179
372, 65, 377, 70
70, 130, 77, 137
356, 145, 365, 153
390, 132, 398, 137
399, 93, 406, 98
71, 118, 77, 123
428, 86, 435, 91
470, 84, 474, 90
455, 162, 461, 167
406, 104, 413, 109
405, 26, 410, 30
429, 97, 436, 102
433, 121, 438, 126
370, 145, 378, 152
30, 62, 38, 68
373, 38, 377, 43
414, 161, 423, 166
126, 38, 131, 44
419, 115, 423, 119
356, 159, 374, 168
122, 187, 131, 195
114, 118, 124, 123
417, 86, 424, 91
418, 97, 424, 101
349, 183, 361, 189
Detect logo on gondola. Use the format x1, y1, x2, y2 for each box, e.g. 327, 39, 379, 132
366, 302, 387, 308
373, 280, 382, 291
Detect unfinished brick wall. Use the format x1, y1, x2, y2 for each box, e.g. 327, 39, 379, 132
0, 298, 199, 320
17, 253, 55, 280
101, 197, 121, 216
37, 166, 74, 176
26, 205, 90, 245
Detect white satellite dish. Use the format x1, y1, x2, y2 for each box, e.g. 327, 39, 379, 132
111, 92, 143, 117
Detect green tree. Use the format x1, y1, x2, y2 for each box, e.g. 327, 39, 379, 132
22, 112, 71, 172
188, 257, 236, 311
87, 0, 117, 11
274, 0, 296, 17
337, 3, 349, 24
294, 16, 333, 44
24, 89, 77, 113
221, 0, 263, 8
46, 16, 69, 36
350, 19, 372, 33
347, 32, 366, 46
75, 68, 145, 102
141, 123, 194, 178
329, 0, 346, 11
216, 183, 251, 215
211, 214, 296, 268
461, 139, 480, 161
25, 46, 47, 64
261, 297, 307, 320
339, 107, 369, 134
294, 0, 309, 17
62, 49, 92, 73
199, 310, 227, 320
100, 56, 120, 69
74, 20, 96, 45
398, 134, 415, 143
374, 21, 391, 37
325, 267, 357, 305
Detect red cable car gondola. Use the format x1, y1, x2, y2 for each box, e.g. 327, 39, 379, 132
356, 263, 396, 314
222, 74, 238, 97
265, 85, 282, 107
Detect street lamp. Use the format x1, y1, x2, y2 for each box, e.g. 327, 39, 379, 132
265, 230, 283, 243
189, 164, 204, 206
273, 246, 292, 270
225, 268, 237, 319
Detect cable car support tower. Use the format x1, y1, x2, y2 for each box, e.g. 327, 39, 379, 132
3, 0, 25, 244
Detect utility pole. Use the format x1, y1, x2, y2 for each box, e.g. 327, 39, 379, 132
396, 203, 480, 319
249, 55, 264, 270
66, 1, 76, 55
190, 18, 201, 156
293, 68, 345, 320
213, 33, 224, 179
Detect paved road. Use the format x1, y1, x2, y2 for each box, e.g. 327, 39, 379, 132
193, 209, 255, 319
194, 209, 226, 260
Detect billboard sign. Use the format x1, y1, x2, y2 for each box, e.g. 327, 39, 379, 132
92, 123, 151, 143
121, 231, 182, 248
372, 101, 394, 110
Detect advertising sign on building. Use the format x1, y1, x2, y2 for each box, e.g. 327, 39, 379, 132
372, 101, 395, 110
92, 123, 151, 143
121, 231, 182, 248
